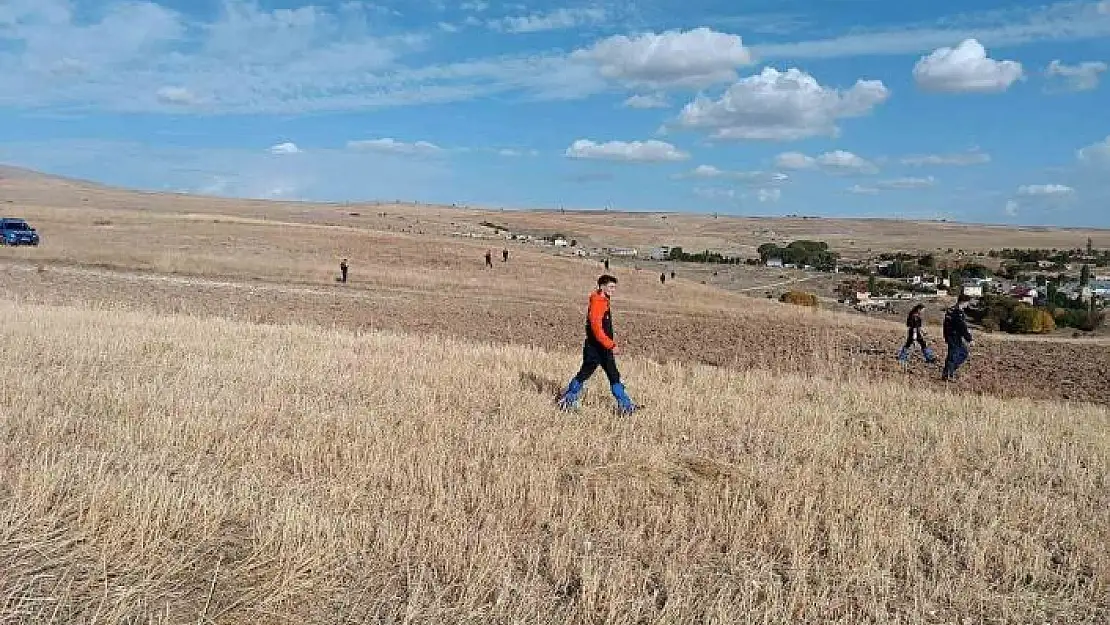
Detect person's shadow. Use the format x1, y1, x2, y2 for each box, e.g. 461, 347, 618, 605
518, 372, 563, 399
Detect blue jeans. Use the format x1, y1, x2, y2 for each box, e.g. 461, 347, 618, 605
942, 340, 968, 379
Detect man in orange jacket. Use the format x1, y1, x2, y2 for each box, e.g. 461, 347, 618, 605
557, 274, 639, 414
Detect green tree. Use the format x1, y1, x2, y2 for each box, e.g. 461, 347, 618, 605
867, 274, 877, 294
1080, 264, 1092, 287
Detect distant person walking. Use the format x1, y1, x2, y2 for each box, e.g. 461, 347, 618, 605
339, 259, 348, 283
502, 249, 509, 262
660, 272, 666, 285
941, 295, 974, 381
670, 271, 675, 280
556, 275, 639, 415
898, 304, 936, 364
485, 250, 493, 268
603, 258, 610, 271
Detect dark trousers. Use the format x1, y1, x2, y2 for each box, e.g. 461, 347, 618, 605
573, 340, 621, 385
341, 268, 348, 282
902, 328, 927, 351
943, 339, 969, 378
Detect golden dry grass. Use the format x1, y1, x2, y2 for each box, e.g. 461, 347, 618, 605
2, 299, 1107, 624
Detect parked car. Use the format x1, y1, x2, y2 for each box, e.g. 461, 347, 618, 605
0, 218, 40, 246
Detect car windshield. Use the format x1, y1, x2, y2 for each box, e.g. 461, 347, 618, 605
2, 221, 30, 230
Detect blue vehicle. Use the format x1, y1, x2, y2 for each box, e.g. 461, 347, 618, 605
0, 218, 40, 246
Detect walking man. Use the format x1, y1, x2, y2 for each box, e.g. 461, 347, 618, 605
898, 304, 936, 364
941, 294, 974, 381
339, 259, 348, 283
502, 249, 509, 262
660, 272, 666, 285
485, 250, 493, 268
603, 258, 610, 271
556, 275, 639, 415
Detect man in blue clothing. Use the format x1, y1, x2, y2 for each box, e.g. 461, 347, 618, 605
941, 294, 974, 381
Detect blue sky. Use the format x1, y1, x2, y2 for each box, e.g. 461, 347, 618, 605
2, 1, 1110, 227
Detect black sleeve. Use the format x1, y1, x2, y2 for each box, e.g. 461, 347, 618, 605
958, 312, 973, 342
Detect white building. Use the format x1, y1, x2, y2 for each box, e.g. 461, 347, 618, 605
962, 284, 983, 297
765, 258, 784, 268
650, 246, 672, 260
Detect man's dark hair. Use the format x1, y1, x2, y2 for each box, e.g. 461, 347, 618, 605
598, 274, 618, 287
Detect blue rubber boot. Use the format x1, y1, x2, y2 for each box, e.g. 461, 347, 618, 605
557, 378, 584, 411
611, 382, 638, 415
897, 346, 909, 364
923, 347, 937, 364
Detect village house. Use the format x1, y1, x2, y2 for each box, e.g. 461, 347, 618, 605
1009, 286, 1038, 305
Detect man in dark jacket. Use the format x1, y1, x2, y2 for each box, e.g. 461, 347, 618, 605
556, 274, 639, 414
941, 294, 974, 381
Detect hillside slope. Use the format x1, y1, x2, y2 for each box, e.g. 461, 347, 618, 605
1, 300, 1107, 624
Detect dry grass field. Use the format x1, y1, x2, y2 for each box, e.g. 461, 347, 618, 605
2, 300, 1108, 624
2, 166, 1110, 623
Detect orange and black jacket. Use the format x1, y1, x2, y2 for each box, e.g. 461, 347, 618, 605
585, 289, 616, 351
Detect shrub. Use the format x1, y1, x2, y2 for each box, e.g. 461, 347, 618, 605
1010, 306, 1056, 334
780, 291, 819, 307
981, 317, 1000, 333
1057, 309, 1106, 332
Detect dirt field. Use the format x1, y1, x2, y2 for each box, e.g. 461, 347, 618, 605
1, 166, 1109, 406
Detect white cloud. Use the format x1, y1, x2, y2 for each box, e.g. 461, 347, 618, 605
757, 188, 781, 203
1017, 183, 1074, 196
690, 164, 726, 177
460, 2, 489, 12
900, 149, 991, 166
913, 39, 1023, 93
346, 138, 444, 156
774, 150, 877, 174
679, 165, 788, 185
269, 142, 301, 155
565, 139, 690, 162
695, 185, 780, 203
1045, 60, 1108, 91
1077, 135, 1110, 166
1005, 199, 1019, 216
496, 148, 539, 157
848, 176, 936, 194
876, 176, 937, 189
754, 2, 1110, 60
673, 68, 889, 141
774, 152, 815, 169
438, 22, 460, 33
623, 93, 668, 109
572, 28, 753, 90
847, 184, 879, 195
816, 150, 879, 174
155, 86, 201, 106
693, 187, 737, 201
490, 8, 606, 33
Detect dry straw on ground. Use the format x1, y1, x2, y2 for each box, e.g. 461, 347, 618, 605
2, 300, 1107, 624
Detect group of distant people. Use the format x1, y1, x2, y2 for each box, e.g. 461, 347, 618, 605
899, 295, 974, 381
484, 249, 510, 267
